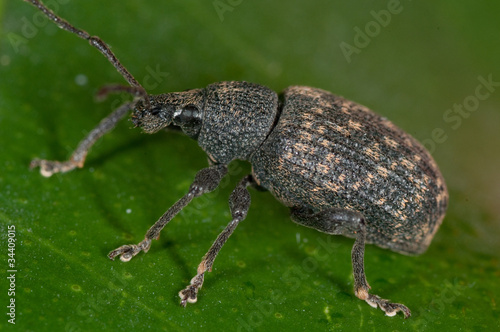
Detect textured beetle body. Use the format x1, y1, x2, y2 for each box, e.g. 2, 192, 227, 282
27, 0, 448, 318
132, 81, 280, 164
251, 86, 448, 255
136, 81, 448, 254
197, 82, 279, 164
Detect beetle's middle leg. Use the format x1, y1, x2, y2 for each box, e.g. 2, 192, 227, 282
290, 207, 411, 318
179, 175, 253, 306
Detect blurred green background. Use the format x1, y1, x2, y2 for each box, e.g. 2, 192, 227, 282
1, 0, 499, 331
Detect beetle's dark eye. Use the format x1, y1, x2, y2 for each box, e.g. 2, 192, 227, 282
149, 105, 175, 122
150, 107, 162, 116
174, 105, 199, 122
173, 105, 203, 139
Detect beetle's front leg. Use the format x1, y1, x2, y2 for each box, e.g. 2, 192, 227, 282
31, 101, 133, 177
291, 207, 411, 318
108, 164, 227, 262
179, 175, 253, 306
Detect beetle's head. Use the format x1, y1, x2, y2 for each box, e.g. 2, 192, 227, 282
132, 88, 205, 138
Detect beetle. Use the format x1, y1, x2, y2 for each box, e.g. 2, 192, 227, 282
24, 0, 448, 318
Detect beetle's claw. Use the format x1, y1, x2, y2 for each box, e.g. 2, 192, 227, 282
108, 245, 138, 262
108, 239, 152, 262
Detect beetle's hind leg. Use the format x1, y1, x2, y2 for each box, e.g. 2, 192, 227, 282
179, 175, 252, 306
290, 207, 411, 318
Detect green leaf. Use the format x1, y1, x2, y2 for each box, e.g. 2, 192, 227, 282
1, 0, 499, 330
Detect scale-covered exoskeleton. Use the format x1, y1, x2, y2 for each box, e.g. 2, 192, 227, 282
25, 0, 448, 318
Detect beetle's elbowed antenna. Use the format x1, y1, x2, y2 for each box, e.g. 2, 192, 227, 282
24, 0, 147, 102
25, 0, 151, 176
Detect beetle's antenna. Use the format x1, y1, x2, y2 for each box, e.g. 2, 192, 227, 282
24, 0, 147, 102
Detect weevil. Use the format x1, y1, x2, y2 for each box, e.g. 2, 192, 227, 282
24, 0, 448, 318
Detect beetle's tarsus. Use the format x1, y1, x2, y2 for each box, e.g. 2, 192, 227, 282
364, 294, 411, 318
179, 273, 204, 307
108, 238, 151, 262
30, 158, 80, 177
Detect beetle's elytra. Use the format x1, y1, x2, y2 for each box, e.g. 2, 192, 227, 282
25, 0, 448, 318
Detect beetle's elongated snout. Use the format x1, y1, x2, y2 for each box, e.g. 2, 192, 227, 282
132, 102, 175, 133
